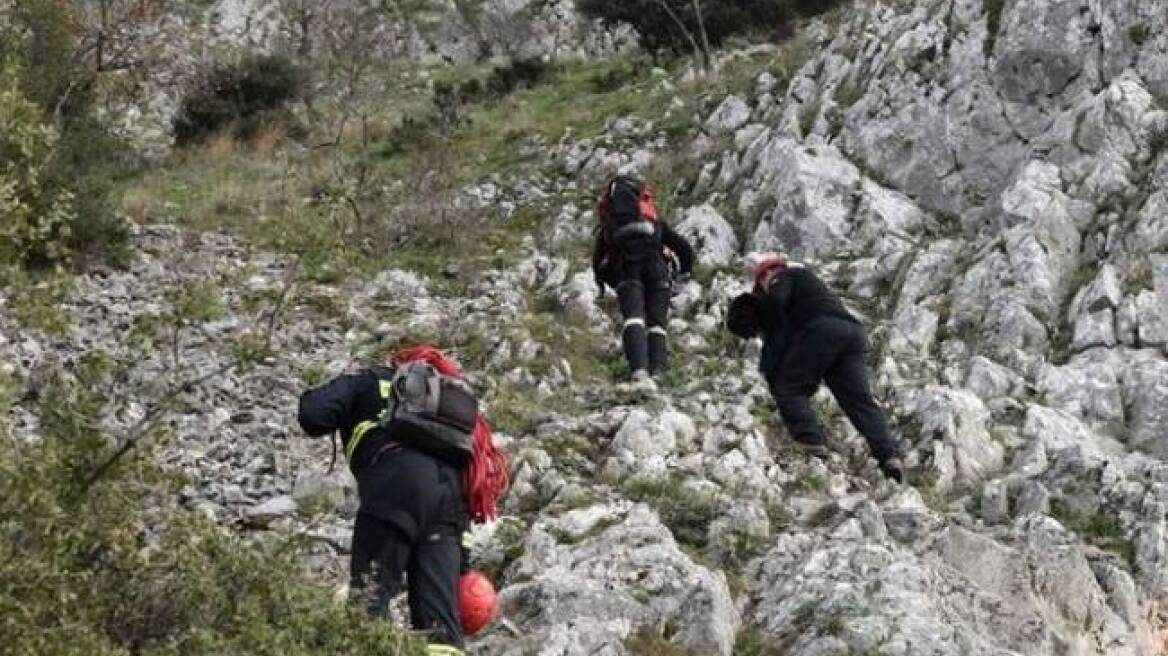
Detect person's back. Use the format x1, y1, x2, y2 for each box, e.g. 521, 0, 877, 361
759, 265, 856, 333
297, 346, 508, 654
591, 175, 694, 380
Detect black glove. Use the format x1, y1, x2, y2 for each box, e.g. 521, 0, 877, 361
596, 275, 606, 298
879, 458, 905, 484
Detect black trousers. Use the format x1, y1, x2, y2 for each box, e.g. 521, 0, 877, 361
350, 447, 466, 649
766, 317, 897, 463
616, 254, 671, 374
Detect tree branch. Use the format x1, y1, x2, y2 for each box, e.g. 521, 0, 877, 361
77, 254, 303, 496
653, 0, 706, 72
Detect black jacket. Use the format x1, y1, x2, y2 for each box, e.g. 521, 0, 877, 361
758, 265, 859, 375
298, 366, 399, 473
592, 221, 695, 288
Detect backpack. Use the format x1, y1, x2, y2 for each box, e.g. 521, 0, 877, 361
378, 361, 478, 463
598, 175, 659, 244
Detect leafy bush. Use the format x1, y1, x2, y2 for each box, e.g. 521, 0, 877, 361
577, 0, 788, 55
174, 54, 303, 145
0, 355, 427, 656
0, 64, 77, 267
485, 57, 555, 97
1, 3, 137, 269
431, 58, 557, 129
578, 0, 846, 56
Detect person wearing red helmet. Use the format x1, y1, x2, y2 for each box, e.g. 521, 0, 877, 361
297, 345, 507, 654
727, 253, 904, 482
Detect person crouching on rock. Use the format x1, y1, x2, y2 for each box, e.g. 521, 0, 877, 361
726, 253, 904, 483
592, 175, 695, 382
297, 345, 509, 654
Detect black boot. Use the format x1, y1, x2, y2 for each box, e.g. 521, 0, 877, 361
648, 328, 667, 376
622, 320, 648, 376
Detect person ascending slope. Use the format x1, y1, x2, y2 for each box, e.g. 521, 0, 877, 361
727, 253, 904, 483
592, 175, 695, 381
297, 345, 508, 654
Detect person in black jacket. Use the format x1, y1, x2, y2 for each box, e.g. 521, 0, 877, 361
727, 254, 904, 482
297, 346, 508, 656
592, 175, 696, 380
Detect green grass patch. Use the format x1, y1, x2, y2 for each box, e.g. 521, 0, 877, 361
983, 0, 1005, 57
547, 515, 624, 546
798, 95, 821, 137
734, 626, 784, 656
625, 624, 689, 656
623, 474, 720, 550
792, 470, 829, 494
1050, 498, 1136, 570
474, 517, 528, 583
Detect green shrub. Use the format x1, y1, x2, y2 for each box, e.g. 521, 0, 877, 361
174, 54, 303, 145
0, 357, 426, 656
0, 5, 137, 269
623, 475, 720, 549
44, 111, 137, 267
431, 58, 557, 130
983, 0, 1005, 56
485, 57, 555, 97
625, 626, 688, 655
577, 0, 841, 57
0, 64, 77, 267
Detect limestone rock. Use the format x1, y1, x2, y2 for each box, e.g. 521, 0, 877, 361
485, 503, 739, 656
903, 387, 1004, 491
705, 95, 751, 135
244, 495, 297, 527
674, 205, 740, 267
749, 140, 861, 259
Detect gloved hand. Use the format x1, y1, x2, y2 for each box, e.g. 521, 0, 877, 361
879, 457, 905, 484
460, 531, 473, 574
595, 275, 606, 298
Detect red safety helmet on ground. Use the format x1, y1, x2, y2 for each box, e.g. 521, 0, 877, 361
458, 570, 497, 635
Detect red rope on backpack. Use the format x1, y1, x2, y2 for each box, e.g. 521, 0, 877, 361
392, 345, 509, 523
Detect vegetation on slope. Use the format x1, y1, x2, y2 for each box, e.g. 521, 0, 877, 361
0, 354, 424, 655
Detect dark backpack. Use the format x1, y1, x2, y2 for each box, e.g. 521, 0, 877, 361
378, 361, 478, 463
598, 175, 659, 244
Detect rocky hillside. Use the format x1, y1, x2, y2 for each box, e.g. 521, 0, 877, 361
5, 0, 1168, 654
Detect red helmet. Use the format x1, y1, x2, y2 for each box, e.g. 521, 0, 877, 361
750, 252, 789, 292
459, 570, 497, 635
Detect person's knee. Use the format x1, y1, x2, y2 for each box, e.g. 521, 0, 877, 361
771, 381, 811, 400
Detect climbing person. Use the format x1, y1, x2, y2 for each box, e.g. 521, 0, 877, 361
726, 253, 905, 483
297, 345, 509, 654
592, 175, 696, 381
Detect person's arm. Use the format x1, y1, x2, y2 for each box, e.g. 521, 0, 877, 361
297, 372, 366, 437
592, 231, 608, 292
661, 223, 695, 275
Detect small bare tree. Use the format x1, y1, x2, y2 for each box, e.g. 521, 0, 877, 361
654, 0, 712, 73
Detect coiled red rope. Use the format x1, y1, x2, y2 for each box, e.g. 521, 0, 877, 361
393, 345, 509, 523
